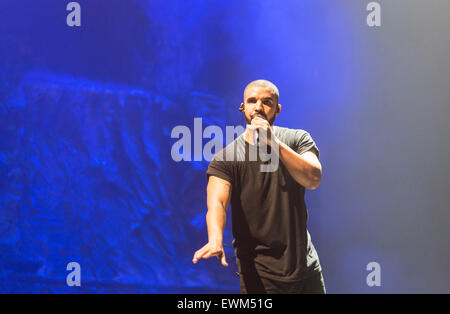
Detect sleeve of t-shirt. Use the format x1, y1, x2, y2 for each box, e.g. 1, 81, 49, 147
206, 154, 234, 185
295, 130, 320, 158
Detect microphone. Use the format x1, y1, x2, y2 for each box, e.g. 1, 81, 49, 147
252, 113, 267, 145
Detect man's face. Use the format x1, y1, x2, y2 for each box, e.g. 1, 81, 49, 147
242, 86, 279, 125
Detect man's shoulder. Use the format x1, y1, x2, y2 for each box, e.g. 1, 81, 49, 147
273, 125, 310, 142
210, 134, 245, 163
274, 125, 319, 157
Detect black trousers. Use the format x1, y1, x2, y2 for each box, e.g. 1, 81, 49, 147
239, 271, 326, 294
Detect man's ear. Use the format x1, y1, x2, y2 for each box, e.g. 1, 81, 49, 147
276, 104, 281, 114
239, 102, 245, 112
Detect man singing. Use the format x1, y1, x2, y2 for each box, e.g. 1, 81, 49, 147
192, 80, 325, 294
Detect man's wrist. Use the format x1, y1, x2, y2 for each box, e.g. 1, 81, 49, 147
274, 139, 289, 159
208, 235, 223, 245
272, 135, 280, 147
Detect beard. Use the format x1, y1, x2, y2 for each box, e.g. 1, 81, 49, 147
246, 112, 276, 126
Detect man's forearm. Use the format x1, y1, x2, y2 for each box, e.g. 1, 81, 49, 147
206, 202, 227, 243
276, 140, 322, 190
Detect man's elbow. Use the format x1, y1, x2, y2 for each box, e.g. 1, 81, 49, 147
307, 180, 321, 190
307, 167, 322, 190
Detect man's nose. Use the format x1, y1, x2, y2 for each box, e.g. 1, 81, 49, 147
255, 100, 264, 111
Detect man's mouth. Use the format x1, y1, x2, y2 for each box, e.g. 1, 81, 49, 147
252, 113, 267, 121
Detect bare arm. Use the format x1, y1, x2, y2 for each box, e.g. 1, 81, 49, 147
277, 142, 322, 190
249, 117, 322, 190
192, 176, 232, 266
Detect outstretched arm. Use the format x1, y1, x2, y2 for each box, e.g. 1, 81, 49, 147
192, 175, 232, 267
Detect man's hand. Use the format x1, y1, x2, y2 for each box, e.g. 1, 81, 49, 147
192, 241, 228, 267
248, 116, 279, 148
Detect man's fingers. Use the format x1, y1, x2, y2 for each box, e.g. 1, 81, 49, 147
192, 247, 208, 263
250, 124, 269, 133
203, 250, 220, 259
202, 252, 213, 259
252, 117, 269, 126
214, 251, 228, 267
193, 247, 226, 264
220, 252, 228, 267
193, 248, 217, 263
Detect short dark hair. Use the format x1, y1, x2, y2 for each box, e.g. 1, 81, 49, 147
244, 79, 279, 103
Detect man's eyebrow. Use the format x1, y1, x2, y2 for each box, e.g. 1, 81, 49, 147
246, 97, 273, 101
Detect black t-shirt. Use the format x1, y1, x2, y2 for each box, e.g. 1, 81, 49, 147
206, 126, 322, 282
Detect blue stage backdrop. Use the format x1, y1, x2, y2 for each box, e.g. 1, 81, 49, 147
1, 1, 450, 293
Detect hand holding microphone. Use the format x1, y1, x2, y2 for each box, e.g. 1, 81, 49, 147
239, 103, 278, 147
250, 114, 276, 147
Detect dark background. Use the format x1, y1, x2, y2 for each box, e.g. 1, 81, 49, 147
0, 0, 449, 293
